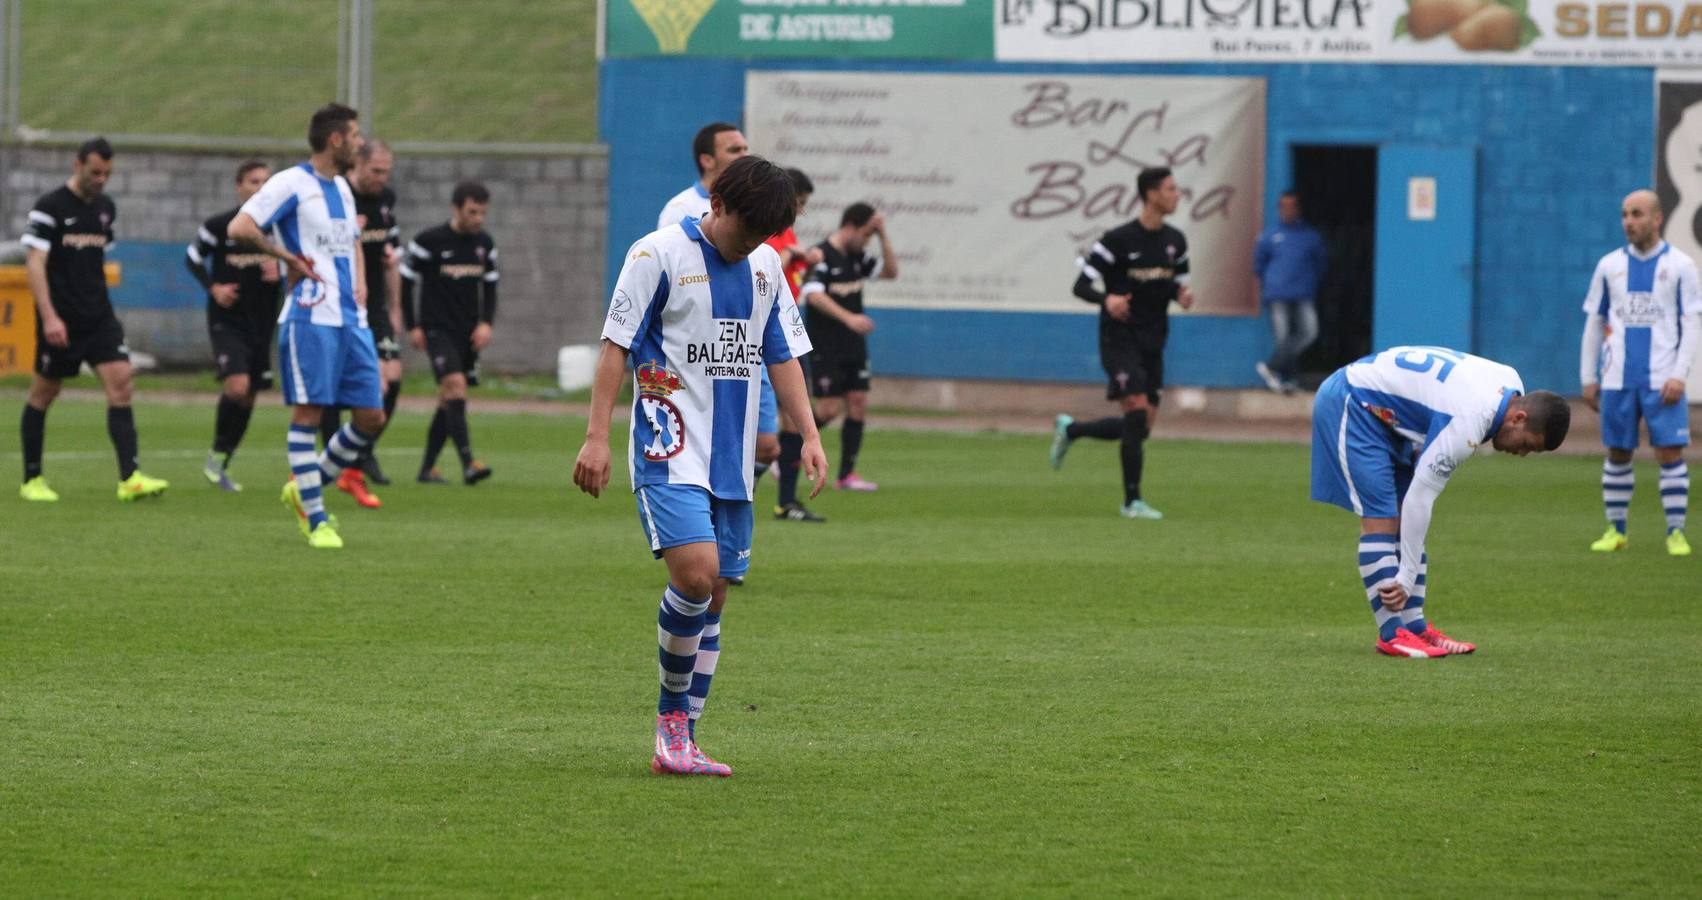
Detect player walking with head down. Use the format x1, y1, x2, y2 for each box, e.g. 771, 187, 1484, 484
1580, 189, 1700, 556
228, 103, 384, 550
403, 181, 499, 486
189, 159, 282, 492
17, 138, 170, 503
1311, 347, 1570, 657
575, 156, 826, 777
1049, 166, 1192, 519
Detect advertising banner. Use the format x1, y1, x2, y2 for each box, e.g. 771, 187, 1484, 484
994, 0, 1702, 66
604, 0, 994, 59
745, 71, 1265, 316
1655, 69, 1702, 397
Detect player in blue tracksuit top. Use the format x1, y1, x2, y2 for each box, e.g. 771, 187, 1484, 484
1311, 347, 1571, 658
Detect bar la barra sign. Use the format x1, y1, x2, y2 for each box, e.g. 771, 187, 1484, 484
603, 0, 995, 59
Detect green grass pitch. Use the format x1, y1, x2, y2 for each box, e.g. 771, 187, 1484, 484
1, 395, 1697, 895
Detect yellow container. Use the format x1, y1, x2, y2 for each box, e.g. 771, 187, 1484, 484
0, 263, 122, 376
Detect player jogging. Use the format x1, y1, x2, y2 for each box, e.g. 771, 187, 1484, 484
1580, 189, 1700, 556
1310, 346, 1570, 657
574, 156, 826, 777
1049, 166, 1191, 519
228, 103, 384, 550
18, 137, 169, 503
800, 201, 898, 492
321, 138, 402, 506
189, 159, 282, 492
403, 180, 498, 485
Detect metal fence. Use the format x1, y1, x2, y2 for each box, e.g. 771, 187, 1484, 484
0, 0, 597, 152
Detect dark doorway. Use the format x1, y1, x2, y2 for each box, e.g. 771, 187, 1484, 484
1290, 145, 1376, 387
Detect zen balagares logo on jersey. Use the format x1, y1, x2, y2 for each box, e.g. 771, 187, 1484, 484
686, 319, 762, 379
312, 220, 356, 254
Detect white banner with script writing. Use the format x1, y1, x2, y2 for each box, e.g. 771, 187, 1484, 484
745, 71, 1265, 316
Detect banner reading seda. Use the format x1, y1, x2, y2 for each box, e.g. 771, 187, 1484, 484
744, 71, 1265, 316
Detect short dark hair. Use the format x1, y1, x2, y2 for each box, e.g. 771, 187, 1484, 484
451, 180, 490, 207
840, 202, 875, 228
710, 156, 795, 236
1521, 390, 1571, 451
235, 159, 270, 183
786, 167, 814, 195
1137, 167, 1173, 203
308, 103, 358, 152
692, 122, 741, 175
77, 137, 114, 162
358, 138, 391, 161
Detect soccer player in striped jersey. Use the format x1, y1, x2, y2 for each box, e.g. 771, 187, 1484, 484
188, 159, 281, 492
228, 103, 385, 550
1580, 190, 1701, 556
1311, 347, 1569, 657
575, 156, 826, 776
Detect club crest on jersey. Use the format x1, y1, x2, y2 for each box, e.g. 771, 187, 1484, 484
99, 212, 111, 228
293, 278, 327, 308
755, 269, 770, 297
476, 246, 487, 262
1364, 403, 1398, 428
636, 360, 686, 461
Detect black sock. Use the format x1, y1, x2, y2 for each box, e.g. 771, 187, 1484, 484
319, 405, 341, 449
1120, 410, 1148, 504
21, 404, 46, 481
839, 418, 865, 481
776, 431, 803, 506
445, 398, 473, 469
361, 380, 401, 464
212, 395, 251, 463
107, 406, 139, 480
1067, 416, 1124, 441
422, 407, 448, 473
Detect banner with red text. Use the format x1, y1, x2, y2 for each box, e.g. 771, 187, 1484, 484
744, 71, 1265, 316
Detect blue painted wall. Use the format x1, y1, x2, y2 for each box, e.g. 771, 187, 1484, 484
600, 58, 1654, 393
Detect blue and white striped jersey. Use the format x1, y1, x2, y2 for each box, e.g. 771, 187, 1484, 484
1344, 347, 1525, 589
239, 163, 363, 329
1580, 242, 1701, 391
604, 216, 813, 501
657, 182, 711, 231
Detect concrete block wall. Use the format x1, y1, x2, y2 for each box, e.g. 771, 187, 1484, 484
0, 143, 608, 372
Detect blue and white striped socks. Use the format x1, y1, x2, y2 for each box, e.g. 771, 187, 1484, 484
1603, 459, 1634, 535
688, 611, 721, 740
321, 423, 372, 481
287, 425, 327, 528
1398, 552, 1428, 635
656, 586, 710, 716
1660, 461, 1689, 534
1359, 533, 1401, 642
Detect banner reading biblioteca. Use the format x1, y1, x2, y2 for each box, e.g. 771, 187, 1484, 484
744, 71, 1265, 316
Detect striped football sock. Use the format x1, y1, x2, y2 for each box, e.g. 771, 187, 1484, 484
656, 585, 709, 716
1398, 552, 1428, 635
1359, 533, 1401, 642
687, 611, 721, 741
1603, 459, 1634, 534
320, 423, 373, 481
288, 424, 328, 529
1660, 461, 1688, 533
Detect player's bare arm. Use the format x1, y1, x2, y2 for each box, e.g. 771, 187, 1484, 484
353, 233, 367, 307
872, 213, 899, 279
386, 251, 403, 336
1661, 378, 1685, 405
210, 283, 239, 308
573, 339, 630, 498
24, 246, 67, 347
227, 212, 319, 284
768, 358, 828, 498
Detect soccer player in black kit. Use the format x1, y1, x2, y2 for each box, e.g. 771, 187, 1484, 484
320, 138, 401, 507
403, 180, 498, 485
1049, 167, 1194, 519
799, 201, 898, 492
188, 160, 282, 492
18, 138, 169, 503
